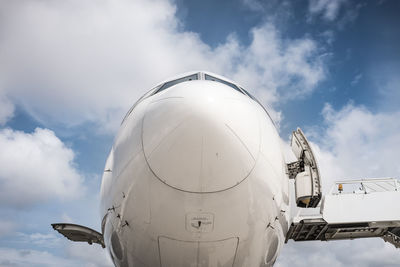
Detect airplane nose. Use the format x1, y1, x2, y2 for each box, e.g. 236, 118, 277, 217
142, 81, 260, 193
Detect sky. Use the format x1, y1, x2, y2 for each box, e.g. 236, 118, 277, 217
0, 0, 399, 266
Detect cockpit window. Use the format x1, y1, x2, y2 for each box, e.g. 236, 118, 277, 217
155, 73, 199, 94
204, 74, 244, 95
240, 86, 277, 128
121, 85, 161, 125
239, 87, 257, 101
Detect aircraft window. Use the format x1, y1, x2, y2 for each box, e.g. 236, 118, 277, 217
240, 86, 277, 129
240, 87, 258, 101
204, 74, 244, 95
156, 73, 199, 93
121, 85, 161, 125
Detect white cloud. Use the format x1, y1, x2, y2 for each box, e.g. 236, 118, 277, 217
0, 128, 84, 208
308, 0, 347, 21
277, 238, 400, 267
0, 230, 112, 267
61, 213, 74, 223
0, 0, 325, 132
0, 220, 16, 238
320, 30, 335, 45
228, 24, 325, 102
11, 232, 61, 249
67, 242, 113, 267
350, 73, 363, 86
370, 64, 400, 110
277, 103, 400, 266
240, 0, 265, 11
313, 103, 400, 190
308, 0, 363, 28
0, 247, 73, 267
0, 245, 112, 267
0, 92, 14, 125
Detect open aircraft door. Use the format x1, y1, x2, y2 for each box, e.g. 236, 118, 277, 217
287, 128, 322, 208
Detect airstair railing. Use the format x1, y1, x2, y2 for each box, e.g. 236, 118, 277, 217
329, 178, 399, 195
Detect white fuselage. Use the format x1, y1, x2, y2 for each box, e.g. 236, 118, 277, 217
100, 75, 290, 267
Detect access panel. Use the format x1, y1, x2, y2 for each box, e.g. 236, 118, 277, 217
158, 236, 238, 267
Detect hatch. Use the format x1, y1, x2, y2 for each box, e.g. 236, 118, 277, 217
52, 223, 105, 248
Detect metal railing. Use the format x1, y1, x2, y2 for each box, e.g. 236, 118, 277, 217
329, 178, 399, 195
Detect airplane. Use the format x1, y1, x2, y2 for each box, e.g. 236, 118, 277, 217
52, 71, 400, 266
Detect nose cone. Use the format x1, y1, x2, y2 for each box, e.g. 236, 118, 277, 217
142, 81, 260, 193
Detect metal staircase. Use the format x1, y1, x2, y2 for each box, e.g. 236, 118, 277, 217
286, 178, 400, 248
383, 229, 400, 248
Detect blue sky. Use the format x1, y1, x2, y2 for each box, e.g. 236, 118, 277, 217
0, 0, 399, 266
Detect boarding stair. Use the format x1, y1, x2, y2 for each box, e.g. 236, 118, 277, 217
286, 178, 400, 248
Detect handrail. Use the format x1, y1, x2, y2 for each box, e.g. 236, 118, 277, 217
328, 178, 399, 195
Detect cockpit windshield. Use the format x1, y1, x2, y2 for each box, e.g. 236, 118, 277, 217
122, 72, 276, 129
204, 74, 244, 95
155, 73, 199, 94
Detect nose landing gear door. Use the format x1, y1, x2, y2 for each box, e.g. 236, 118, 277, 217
52, 223, 105, 248
287, 128, 321, 208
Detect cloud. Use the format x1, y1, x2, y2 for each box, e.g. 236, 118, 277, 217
0, 128, 84, 208
240, 0, 265, 12
308, 0, 363, 28
0, 92, 14, 125
15, 232, 61, 248
308, 0, 347, 21
350, 73, 362, 86
0, 245, 112, 267
370, 63, 400, 111
277, 238, 400, 267
227, 24, 325, 102
320, 30, 335, 45
0, 247, 73, 267
60, 213, 74, 223
277, 103, 400, 266
0, 220, 16, 238
66, 242, 113, 267
313, 103, 400, 190
0, 230, 112, 267
0, 0, 326, 132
